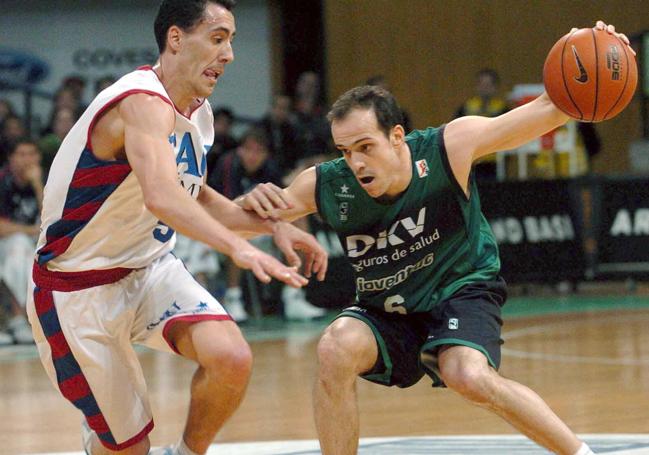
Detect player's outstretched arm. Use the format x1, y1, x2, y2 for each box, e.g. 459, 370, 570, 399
120, 94, 307, 287
198, 186, 327, 280
236, 166, 318, 222
444, 93, 569, 193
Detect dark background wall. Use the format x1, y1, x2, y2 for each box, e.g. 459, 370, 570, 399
324, 0, 649, 174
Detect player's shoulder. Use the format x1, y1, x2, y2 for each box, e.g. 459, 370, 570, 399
98, 67, 171, 106
316, 157, 354, 185
406, 126, 443, 145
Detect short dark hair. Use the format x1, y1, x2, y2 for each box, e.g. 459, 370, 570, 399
8, 138, 39, 156
327, 85, 403, 137
154, 0, 236, 53
241, 126, 269, 150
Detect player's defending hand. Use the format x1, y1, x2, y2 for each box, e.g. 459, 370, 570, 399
272, 221, 328, 281
231, 239, 309, 288
237, 182, 291, 220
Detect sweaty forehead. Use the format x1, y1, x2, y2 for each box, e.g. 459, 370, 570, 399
202, 3, 236, 32
332, 109, 381, 146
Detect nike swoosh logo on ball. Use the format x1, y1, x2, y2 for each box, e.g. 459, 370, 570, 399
572, 45, 588, 83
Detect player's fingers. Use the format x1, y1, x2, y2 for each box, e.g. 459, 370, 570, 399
274, 236, 302, 268
607, 24, 616, 34
276, 267, 308, 287
246, 195, 270, 219
251, 188, 278, 214
595, 20, 606, 31
263, 256, 308, 287
618, 34, 636, 55
250, 261, 272, 284
315, 250, 328, 282
285, 248, 302, 269
264, 184, 293, 210
303, 250, 314, 278
255, 184, 285, 211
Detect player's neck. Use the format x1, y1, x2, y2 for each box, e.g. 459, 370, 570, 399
383, 143, 413, 201
152, 64, 197, 116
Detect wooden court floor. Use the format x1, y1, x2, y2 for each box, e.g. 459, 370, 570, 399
1, 295, 649, 454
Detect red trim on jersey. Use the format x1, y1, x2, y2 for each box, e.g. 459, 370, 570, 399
86, 89, 175, 151
162, 315, 233, 354
100, 420, 154, 451
33, 262, 133, 292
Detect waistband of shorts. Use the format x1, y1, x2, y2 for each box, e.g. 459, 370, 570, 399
32, 262, 134, 292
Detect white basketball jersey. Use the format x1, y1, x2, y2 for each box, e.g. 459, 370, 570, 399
36, 67, 214, 272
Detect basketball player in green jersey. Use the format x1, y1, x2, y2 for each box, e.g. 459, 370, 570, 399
239, 21, 630, 455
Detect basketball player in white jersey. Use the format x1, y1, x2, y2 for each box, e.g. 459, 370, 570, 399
25, 1, 327, 454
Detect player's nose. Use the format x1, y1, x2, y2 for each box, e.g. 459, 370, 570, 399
220, 41, 234, 64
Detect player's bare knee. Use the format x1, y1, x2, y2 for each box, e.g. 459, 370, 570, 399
199, 342, 253, 385
317, 324, 374, 380
440, 361, 492, 404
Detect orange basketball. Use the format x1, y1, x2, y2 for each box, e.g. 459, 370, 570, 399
543, 27, 637, 122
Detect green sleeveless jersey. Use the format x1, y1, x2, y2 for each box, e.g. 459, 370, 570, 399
315, 126, 500, 314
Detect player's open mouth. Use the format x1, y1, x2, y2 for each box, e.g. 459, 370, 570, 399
359, 176, 374, 185
204, 69, 220, 82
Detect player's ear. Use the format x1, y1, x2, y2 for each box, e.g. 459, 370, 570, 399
390, 125, 405, 147
167, 26, 183, 54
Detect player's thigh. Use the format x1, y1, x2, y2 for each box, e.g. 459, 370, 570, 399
332, 306, 429, 388
420, 278, 507, 385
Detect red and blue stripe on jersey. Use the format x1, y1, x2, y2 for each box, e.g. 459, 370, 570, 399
37, 148, 131, 265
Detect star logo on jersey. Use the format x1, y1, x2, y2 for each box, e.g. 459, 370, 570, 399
416, 159, 429, 178
335, 184, 355, 199
193, 301, 210, 314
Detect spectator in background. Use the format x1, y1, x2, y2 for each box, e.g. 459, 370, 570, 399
291, 71, 332, 170
62, 74, 87, 103
206, 106, 239, 173
0, 138, 43, 345
44, 87, 83, 135
94, 75, 117, 95
38, 107, 77, 174
0, 115, 28, 165
455, 68, 509, 181
258, 94, 299, 177
366, 74, 413, 133
0, 99, 16, 128
295, 70, 324, 114
210, 127, 325, 322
